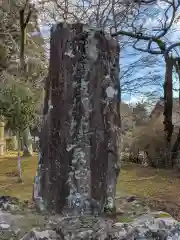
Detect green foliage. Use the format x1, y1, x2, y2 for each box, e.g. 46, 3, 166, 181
0, 83, 37, 133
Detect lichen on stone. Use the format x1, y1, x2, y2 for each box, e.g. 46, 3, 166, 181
84, 29, 98, 62
66, 144, 76, 152
64, 50, 75, 58
106, 86, 118, 99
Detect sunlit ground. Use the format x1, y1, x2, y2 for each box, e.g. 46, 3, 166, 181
117, 163, 180, 202
0, 153, 180, 205
0, 152, 37, 200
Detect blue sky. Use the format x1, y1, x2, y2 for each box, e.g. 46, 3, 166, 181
119, 1, 180, 106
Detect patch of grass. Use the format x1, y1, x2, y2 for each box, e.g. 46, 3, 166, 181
117, 163, 180, 204
0, 152, 37, 200
0, 153, 180, 210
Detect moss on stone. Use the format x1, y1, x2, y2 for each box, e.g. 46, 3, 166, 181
117, 215, 134, 223
153, 212, 171, 218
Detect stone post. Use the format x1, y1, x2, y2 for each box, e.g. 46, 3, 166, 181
22, 127, 33, 156
9, 135, 18, 151
0, 121, 5, 156
38, 23, 121, 214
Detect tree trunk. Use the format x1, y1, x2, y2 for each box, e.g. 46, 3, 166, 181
163, 56, 174, 167
17, 131, 22, 183
38, 23, 120, 214
171, 60, 180, 165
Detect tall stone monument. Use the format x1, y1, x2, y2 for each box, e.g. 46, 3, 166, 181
35, 23, 121, 214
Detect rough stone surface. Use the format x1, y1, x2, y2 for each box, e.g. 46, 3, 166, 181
0, 210, 22, 239
0, 195, 180, 239
38, 22, 121, 214
20, 213, 180, 240
20, 229, 58, 240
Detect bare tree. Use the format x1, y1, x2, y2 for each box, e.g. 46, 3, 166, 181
19, 0, 33, 74
37, 0, 165, 96
109, 0, 180, 166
